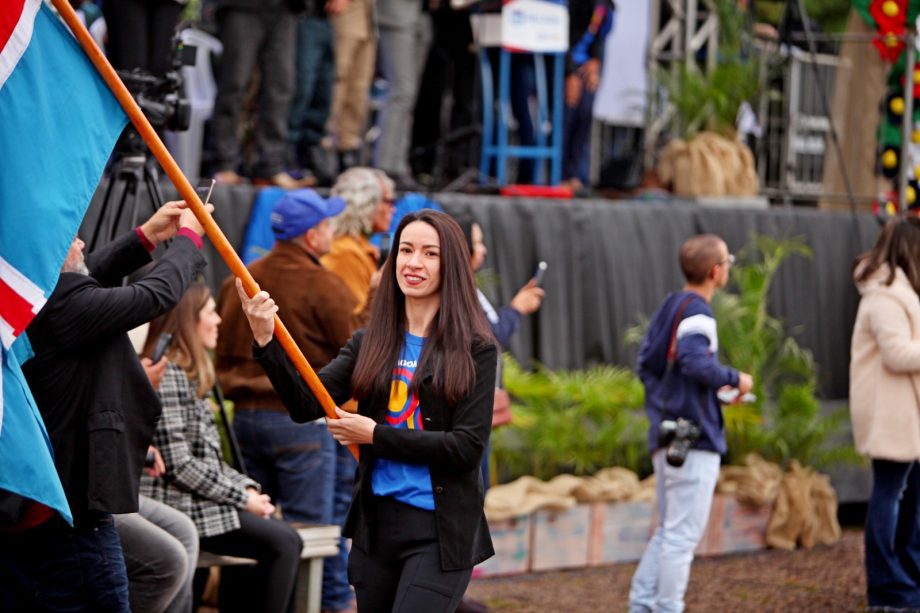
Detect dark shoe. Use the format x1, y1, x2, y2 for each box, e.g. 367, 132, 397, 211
338, 149, 359, 172
307, 145, 336, 187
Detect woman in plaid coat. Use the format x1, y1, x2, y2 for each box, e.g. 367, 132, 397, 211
140, 284, 303, 613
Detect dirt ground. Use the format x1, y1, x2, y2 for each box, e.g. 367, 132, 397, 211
464, 529, 866, 612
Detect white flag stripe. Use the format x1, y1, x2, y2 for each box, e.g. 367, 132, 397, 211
0, 253, 47, 307
0, 353, 4, 436
0, 0, 41, 92
0, 321, 15, 351
0, 254, 48, 349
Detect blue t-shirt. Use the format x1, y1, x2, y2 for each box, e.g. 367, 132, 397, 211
371, 333, 435, 510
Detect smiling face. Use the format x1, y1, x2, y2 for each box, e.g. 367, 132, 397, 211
395, 221, 442, 301
196, 297, 221, 350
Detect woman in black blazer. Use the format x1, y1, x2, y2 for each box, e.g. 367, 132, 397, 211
236, 209, 497, 612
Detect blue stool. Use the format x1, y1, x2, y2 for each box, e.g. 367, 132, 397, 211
478, 45, 564, 186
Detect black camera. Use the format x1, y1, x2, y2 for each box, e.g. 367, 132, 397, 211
658, 417, 701, 467
117, 35, 195, 133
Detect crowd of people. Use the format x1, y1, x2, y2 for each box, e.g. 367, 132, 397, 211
3, 5, 918, 610
0, 165, 549, 613
2, 165, 919, 611
75, 0, 616, 191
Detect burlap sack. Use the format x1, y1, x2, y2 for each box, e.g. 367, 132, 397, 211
630, 474, 657, 502
717, 454, 783, 508
484, 476, 577, 522
657, 131, 759, 198
765, 461, 841, 550
573, 467, 641, 503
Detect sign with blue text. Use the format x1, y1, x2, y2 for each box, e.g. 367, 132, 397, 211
501, 0, 569, 53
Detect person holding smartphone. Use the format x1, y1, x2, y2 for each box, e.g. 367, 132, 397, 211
452, 213, 543, 499
453, 214, 544, 350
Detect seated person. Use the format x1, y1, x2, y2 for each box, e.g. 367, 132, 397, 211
140, 284, 303, 613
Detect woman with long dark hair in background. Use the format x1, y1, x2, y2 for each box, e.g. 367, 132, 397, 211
850, 216, 920, 611
140, 284, 302, 613
235, 209, 497, 612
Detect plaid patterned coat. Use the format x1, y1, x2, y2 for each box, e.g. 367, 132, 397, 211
140, 363, 259, 537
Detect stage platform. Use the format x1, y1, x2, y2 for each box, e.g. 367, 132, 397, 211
81, 183, 878, 400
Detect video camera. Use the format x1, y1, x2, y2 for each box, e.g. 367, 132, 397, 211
117, 34, 196, 133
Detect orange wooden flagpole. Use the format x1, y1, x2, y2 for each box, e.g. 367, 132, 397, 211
50, 0, 358, 461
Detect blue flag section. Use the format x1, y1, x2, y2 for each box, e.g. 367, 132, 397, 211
0, 0, 128, 524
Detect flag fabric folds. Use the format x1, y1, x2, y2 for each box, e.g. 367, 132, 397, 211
0, 0, 127, 523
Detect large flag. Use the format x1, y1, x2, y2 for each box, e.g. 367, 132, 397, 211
0, 0, 127, 523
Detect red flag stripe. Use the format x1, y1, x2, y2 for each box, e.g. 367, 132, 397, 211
0, 0, 26, 56
0, 277, 35, 339
0, 0, 38, 91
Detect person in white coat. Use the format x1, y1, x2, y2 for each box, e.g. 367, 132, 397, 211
850, 215, 920, 611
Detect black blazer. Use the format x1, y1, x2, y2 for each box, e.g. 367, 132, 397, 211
255, 329, 497, 571
23, 232, 206, 526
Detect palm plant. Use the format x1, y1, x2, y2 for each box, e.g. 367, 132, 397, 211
491, 358, 649, 481
713, 235, 860, 469
658, 0, 762, 139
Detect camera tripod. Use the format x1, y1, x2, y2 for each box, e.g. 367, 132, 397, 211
89, 132, 167, 252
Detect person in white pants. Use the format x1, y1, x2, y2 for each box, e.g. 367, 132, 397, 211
628, 234, 753, 613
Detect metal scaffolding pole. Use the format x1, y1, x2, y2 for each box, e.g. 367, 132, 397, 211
644, 0, 720, 167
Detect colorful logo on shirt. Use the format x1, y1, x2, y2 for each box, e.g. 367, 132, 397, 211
387, 365, 423, 430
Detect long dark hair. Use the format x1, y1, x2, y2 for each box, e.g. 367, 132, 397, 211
854, 216, 920, 294
142, 283, 215, 398
350, 209, 493, 405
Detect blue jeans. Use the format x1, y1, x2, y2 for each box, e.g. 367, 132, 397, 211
0, 512, 130, 611
234, 409, 355, 610
289, 16, 335, 154
510, 53, 536, 184
629, 449, 720, 613
865, 459, 920, 608
563, 82, 595, 184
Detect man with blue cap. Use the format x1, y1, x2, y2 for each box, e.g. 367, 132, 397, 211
215, 189, 370, 613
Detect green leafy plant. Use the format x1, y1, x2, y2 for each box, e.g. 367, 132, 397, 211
713, 235, 861, 470
492, 235, 861, 483
658, 0, 762, 139
491, 358, 650, 482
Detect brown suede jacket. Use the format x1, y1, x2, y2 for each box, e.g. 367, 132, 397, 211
215, 240, 373, 412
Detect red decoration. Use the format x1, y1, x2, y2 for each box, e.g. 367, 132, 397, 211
870, 0, 908, 61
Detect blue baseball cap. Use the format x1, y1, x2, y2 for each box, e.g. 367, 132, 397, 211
270, 189, 346, 241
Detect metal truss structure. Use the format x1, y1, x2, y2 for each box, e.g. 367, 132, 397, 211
644, 0, 720, 166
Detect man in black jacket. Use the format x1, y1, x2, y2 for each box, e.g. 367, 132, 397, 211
0, 200, 211, 611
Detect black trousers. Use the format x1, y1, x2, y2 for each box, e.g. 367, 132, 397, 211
199, 512, 303, 613
349, 496, 472, 613
102, 0, 182, 74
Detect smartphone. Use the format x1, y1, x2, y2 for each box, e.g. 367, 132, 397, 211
533, 261, 548, 287
151, 332, 173, 363
144, 449, 157, 469
196, 178, 217, 206
717, 389, 757, 404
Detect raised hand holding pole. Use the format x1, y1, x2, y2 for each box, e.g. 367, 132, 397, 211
50, 0, 358, 461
